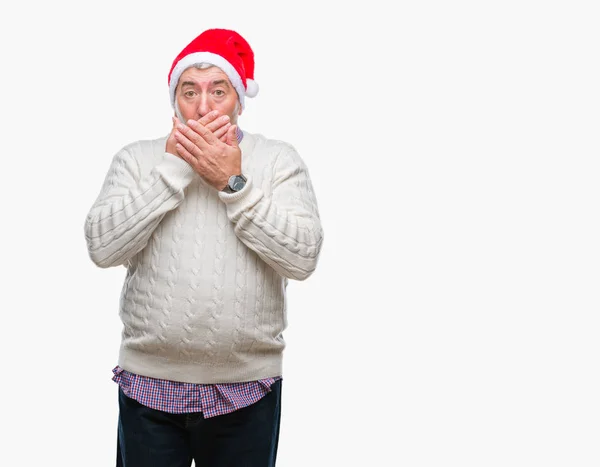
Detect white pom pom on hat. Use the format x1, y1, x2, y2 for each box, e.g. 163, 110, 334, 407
168, 28, 259, 110
245, 78, 259, 98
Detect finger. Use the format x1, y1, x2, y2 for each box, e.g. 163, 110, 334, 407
175, 143, 199, 168
175, 121, 208, 150
226, 125, 239, 147
174, 128, 202, 156
185, 119, 219, 146
197, 110, 221, 127
204, 114, 231, 134
170, 117, 183, 137
213, 122, 231, 141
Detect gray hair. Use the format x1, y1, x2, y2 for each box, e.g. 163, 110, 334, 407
192, 62, 216, 70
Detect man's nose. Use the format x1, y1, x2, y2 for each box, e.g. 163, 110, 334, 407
197, 95, 212, 117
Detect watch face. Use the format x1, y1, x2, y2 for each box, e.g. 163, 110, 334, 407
232, 176, 246, 191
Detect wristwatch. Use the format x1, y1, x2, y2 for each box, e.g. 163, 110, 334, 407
222, 174, 247, 193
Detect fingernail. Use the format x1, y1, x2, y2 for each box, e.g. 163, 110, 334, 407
220, 115, 230, 122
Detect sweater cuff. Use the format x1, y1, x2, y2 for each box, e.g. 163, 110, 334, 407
155, 152, 197, 190
218, 177, 263, 223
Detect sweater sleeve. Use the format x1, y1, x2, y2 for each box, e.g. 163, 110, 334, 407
84, 144, 197, 268
218, 144, 323, 281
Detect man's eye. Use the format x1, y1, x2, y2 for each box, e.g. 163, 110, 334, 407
214, 90, 225, 96
184, 91, 195, 97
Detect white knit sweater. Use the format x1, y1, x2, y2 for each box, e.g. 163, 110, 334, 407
84, 132, 323, 384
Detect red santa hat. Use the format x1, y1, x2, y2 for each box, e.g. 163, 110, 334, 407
168, 28, 258, 110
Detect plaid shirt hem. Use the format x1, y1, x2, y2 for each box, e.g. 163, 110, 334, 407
112, 366, 281, 418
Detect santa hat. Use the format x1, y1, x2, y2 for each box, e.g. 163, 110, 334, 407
168, 28, 258, 110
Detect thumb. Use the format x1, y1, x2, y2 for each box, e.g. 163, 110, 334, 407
226, 125, 239, 146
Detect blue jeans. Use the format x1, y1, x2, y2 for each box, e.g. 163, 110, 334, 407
116, 379, 282, 467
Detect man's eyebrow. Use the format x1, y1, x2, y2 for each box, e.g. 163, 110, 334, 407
180, 79, 231, 88
211, 79, 231, 88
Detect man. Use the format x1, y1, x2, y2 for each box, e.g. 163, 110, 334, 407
84, 28, 323, 467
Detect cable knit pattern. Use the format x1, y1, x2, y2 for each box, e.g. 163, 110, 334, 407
84, 132, 323, 384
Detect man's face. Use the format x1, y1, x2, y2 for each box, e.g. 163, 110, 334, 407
175, 66, 241, 125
